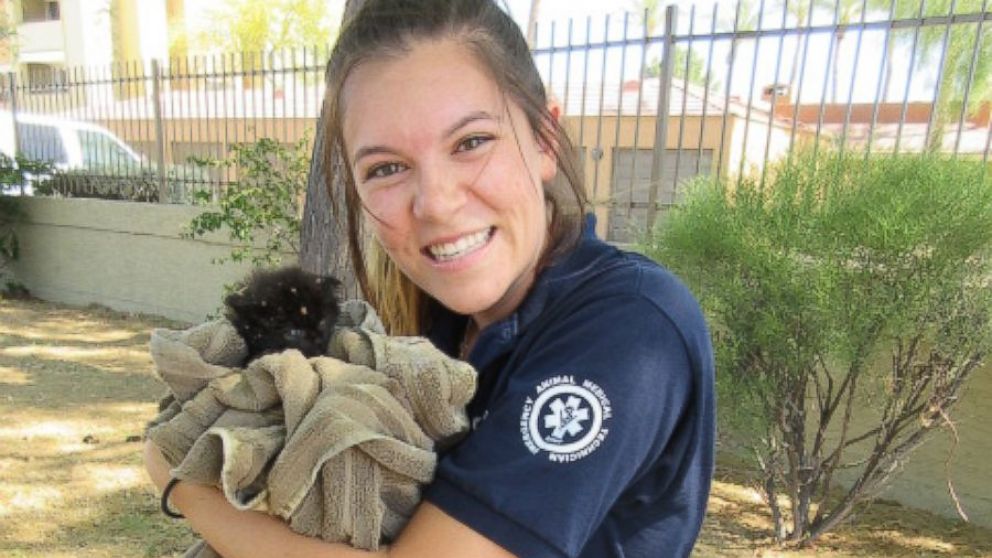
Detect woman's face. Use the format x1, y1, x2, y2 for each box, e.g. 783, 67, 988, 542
341, 39, 557, 328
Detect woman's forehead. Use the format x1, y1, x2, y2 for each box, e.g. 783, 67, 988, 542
340, 40, 507, 147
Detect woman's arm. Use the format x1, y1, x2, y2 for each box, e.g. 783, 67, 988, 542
144, 442, 515, 558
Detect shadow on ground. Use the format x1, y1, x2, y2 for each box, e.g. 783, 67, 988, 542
3, 297, 992, 557
694, 464, 992, 557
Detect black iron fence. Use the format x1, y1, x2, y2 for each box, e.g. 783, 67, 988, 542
1, 1, 990, 242
531, 0, 991, 241
0, 47, 330, 202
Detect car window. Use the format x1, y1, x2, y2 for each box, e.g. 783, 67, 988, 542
78, 129, 138, 170
16, 122, 68, 164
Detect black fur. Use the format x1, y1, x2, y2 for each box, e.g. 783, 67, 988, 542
223, 266, 342, 363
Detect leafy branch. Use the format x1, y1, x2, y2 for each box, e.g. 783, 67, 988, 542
182, 134, 311, 269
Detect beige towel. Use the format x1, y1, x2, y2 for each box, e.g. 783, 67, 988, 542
146, 300, 476, 556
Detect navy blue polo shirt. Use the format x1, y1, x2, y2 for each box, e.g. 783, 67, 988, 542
423, 216, 715, 558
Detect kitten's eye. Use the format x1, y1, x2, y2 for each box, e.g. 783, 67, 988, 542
456, 135, 492, 153
365, 162, 405, 181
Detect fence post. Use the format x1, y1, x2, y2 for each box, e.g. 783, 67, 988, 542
7, 72, 19, 155
151, 59, 168, 203
6, 72, 24, 196
647, 4, 677, 232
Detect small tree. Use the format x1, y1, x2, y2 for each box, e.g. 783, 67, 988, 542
0, 193, 22, 291
177, 0, 338, 90
0, 154, 51, 296
183, 135, 310, 269
645, 150, 992, 546
188, 0, 336, 52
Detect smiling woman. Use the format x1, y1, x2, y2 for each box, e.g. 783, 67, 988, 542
143, 1, 716, 557
342, 40, 557, 330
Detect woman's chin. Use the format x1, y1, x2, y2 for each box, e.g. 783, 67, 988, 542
434, 294, 494, 319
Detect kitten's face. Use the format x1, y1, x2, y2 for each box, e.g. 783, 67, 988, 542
226, 269, 341, 362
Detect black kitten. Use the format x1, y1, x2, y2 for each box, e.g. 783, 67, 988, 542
223, 266, 342, 363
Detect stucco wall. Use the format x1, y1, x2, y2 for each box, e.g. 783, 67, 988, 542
834, 365, 992, 527
6, 196, 294, 323
4, 196, 990, 528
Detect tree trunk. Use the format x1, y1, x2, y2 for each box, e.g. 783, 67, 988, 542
526, 0, 541, 47
784, 381, 811, 545
881, 39, 894, 103
926, 64, 955, 152
787, 38, 801, 101
299, 0, 365, 295
786, 4, 809, 105
831, 31, 844, 104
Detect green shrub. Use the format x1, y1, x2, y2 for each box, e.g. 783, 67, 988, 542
32, 166, 207, 203
0, 193, 22, 284
0, 154, 48, 295
644, 150, 992, 546
33, 170, 162, 202
181, 135, 310, 269
0, 152, 53, 194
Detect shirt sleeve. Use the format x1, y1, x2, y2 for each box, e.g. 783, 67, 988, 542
423, 293, 699, 558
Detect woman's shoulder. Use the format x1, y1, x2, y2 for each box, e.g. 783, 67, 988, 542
544, 237, 709, 347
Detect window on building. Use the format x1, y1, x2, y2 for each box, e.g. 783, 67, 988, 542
24, 63, 68, 92
20, 0, 58, 22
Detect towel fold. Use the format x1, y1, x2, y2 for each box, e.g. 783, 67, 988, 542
146, 300, 476, 556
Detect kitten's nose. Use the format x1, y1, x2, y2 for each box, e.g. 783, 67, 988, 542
284, 328, 305, 343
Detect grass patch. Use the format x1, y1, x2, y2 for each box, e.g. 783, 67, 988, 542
1, 297, 991, 556
0, 298, 196, 557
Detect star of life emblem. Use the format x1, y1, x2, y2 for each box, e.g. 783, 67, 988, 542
520, 375, 612, 463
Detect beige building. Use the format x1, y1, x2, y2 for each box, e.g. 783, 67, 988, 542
0, 0, 179, 89
775, 97, 992, 156
554, 78, 813, 241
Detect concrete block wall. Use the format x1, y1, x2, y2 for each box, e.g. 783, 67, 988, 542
6, 196, 295, 323
3, 196, 991, 528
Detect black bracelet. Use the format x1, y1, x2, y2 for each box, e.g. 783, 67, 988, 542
160, 476, 185, 519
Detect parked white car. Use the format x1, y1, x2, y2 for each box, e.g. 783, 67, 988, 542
0, 110, 145, 195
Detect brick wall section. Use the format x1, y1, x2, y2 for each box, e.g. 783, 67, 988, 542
776, 102, 935, 124
774, 101, 992, 127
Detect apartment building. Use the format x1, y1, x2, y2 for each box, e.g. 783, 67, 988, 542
0, 0, 179, 87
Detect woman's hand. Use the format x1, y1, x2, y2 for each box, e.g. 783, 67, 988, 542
142, 440, 513, 558
143, 440, 173, 491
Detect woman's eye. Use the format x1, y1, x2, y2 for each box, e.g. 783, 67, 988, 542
456, 135, 492, 153
365, 162, 405, 181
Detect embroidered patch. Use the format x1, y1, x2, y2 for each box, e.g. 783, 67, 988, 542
520, 375, 612, 463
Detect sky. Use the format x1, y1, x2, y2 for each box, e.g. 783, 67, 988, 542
504, 0, 623, 24
504, 0, 949, 104
182, 0, 966, 105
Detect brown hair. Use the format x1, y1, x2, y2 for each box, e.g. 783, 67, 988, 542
324, 0, 587, 335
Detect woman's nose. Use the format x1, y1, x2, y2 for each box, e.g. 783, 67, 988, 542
412, 164, 467, 222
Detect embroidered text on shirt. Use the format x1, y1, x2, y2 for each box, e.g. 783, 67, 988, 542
520, 376, 612, 462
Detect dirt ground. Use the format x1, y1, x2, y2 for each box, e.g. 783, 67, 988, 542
2, 296, 991, 557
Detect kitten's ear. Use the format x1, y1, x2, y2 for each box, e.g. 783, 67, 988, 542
222, 292, 245, 325
223, 291, 244, 311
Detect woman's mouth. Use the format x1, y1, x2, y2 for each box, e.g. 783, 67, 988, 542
424, 227, 495, 262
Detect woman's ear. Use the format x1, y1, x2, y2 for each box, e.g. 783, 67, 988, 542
547, 97, 562, 126
538, 98, 562, 182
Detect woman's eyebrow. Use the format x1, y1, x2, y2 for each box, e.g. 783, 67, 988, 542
353, 145, 399, 165
352, 111, 500, 164
443, 110, 499, 139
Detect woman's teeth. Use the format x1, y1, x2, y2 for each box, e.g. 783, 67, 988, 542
427, 228, 492, 261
